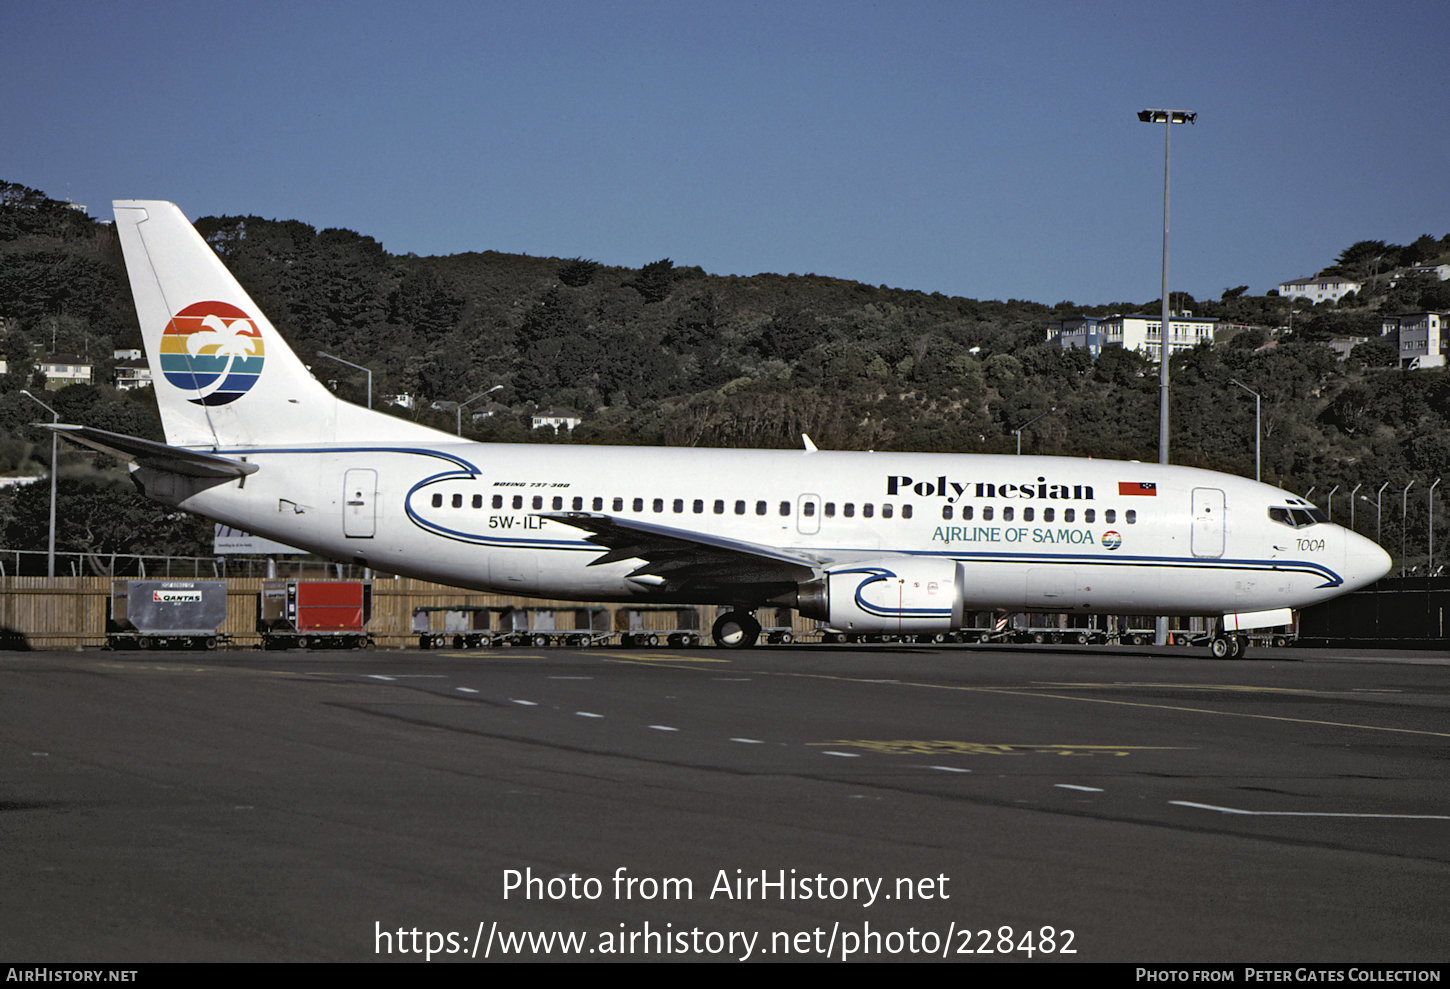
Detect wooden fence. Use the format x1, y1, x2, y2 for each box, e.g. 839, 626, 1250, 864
0, 577, 812, 650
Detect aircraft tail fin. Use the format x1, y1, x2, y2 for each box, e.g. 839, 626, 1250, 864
112, 200, 440, 449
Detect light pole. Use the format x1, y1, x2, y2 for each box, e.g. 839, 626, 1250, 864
457, 385, 503, 436
1350, 483, 1362, 531
1375, 481, 1389, 545
1401, 479, 1416, 574
316, 351, 372, 409
1138, 108, 1196, 468
1327, 484, 1339, 522
1012, 408, 1055, 456
1430, 479, 1441, 575
1228, 378, 1260, 482
1139, 107, 1195, 647
20, 390, 58, 578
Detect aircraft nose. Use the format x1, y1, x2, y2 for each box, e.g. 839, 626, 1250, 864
1343, 529, 1392, 590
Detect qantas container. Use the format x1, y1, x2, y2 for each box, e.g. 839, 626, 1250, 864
108, 579, 230, 649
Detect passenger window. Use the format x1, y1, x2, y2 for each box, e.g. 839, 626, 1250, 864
1044, 507, 1054, 522
593, 497, 603, 511
824, 502, 835, 517
652, 498, 664, 513
432, 493, 442, 508
803, 502, 816, 516
552, 496, 563, 510
962, 505, 973, 521
493, 494, 504, 509
452, 494, 463, 508
693, 499, 703, 514
1023, 507, 1034, 522
942, 505, 954, 520
513, 495, 523, 509
863, 504, 874, 518
902, 505, 912, 519
1064, 508, 1074, 523
779, 501, 790, 516
532, 496, 543, 510
572, 496, 583, 511
1126, 509, 1136, 524
713, 499, 725, 514
672, 498, 683, 513
633, 498, 644, 512
1003, 506, 1014, 522
843, 503, 855, 518
613, 497, 623, 512
882, 504, 893, 519
473, 494, 483, 509
735, 500, 746, 515
982, 506, 993, 521
1084, 509, 1095, 523
755, 500, 767, 516
1105, 509, 1115, 523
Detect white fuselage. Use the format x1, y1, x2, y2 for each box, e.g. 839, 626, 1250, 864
141, 441, 1390, 618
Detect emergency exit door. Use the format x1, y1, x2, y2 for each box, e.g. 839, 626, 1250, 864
343, 469, 377, 538
1191, 487, 1225, 558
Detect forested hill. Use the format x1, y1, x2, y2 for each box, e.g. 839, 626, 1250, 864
5, 180, 1450, 565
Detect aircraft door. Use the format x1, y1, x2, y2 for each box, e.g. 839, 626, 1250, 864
797, 494, 821, 535
343, 468, 377, 538
1191, 487, 1225, 558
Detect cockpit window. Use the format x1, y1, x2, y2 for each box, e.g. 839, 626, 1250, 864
1269, 506, 1326, 529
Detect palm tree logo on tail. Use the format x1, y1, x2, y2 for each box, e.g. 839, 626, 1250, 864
159, 301, 267, 406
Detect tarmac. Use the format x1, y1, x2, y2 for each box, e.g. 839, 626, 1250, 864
3, 642, 1448, 962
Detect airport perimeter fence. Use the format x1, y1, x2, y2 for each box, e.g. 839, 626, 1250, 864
0, 574, 706, 651
0, 548, 372, 580
1297, 575, 1450, 646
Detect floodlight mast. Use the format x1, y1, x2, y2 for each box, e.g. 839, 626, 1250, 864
1138, 107, 1196, 646
1137, 108, 1196, 466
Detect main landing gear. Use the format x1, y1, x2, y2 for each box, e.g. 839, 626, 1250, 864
1208, 634, 1248, 660
711, 611, 761, 648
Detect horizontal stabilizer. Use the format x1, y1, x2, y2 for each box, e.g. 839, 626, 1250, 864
44, 424, 259, 479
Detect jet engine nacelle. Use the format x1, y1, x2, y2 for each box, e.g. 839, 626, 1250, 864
797, 558, 966, 633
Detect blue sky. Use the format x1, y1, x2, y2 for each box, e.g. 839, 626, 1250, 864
4, 0, 1447, 306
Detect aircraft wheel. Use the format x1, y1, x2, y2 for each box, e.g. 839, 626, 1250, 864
1230, 635, 1248, 659
712, 611, 760, 648
1209, 636, 1231, 659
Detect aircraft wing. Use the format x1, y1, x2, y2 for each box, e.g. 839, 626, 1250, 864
542, 512, 821, 584
43, 424, 259, 479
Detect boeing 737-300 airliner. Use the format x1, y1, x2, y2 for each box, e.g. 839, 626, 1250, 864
44, 201, 1392, 653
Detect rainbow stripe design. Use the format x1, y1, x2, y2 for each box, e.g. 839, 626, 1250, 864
159, 301, 266, 406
